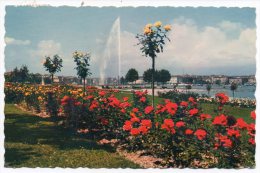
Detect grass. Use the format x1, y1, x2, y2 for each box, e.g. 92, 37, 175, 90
4, 104, 140, 168
200, 103, 253, 123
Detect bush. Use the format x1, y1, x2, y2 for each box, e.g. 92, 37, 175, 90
158, 90, 200, 103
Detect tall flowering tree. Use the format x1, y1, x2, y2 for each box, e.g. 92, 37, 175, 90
73, 51, 91, 95
43, 55, 63, 84
136, 21, 171, 106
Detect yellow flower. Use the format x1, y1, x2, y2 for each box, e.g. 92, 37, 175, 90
154, 21, 162, 28
143, 27, 152, 35
164, 24, 171, 31
145, 23, 152, 28
38, 96, 43, 101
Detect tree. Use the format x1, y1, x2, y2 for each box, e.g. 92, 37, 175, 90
186, 84, 192, 92
19, 65, 30, 82
157, 69, 171, 85
136, 21, 171, 107
182, 76, 194, 84
6, 65, 30, 83
125, 68, 139, 84
43, 55, 63, 83
215, 80, 221, 86
120, 77, 126, 85
143, 68, 153, 83
29, 73, 42, 84
206, 84, 212, 96
73, 51, 91, 95
230, 82, 238, 98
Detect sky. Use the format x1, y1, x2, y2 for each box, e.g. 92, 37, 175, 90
4, 6, 256, 78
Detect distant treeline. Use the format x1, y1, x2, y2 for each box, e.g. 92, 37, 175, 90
5, 65, 52, 84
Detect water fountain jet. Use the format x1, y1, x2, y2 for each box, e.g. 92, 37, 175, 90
99, 17, 121, 85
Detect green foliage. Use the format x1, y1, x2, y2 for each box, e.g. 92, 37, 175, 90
5, 65, 30, 83
45, 92, 59, 117
73, 51, 91, 80
158, 90, 199, 103
143, 68, 153, 83
157, 69, 171, 84
215, 80, 221, 85
206, 84, 212, 95
230, 82, 238, 97
136, 22, 170, 58
143, 68, 171, 84
43, 55, 63, 82
186, 84, 192, 90
120, 77, 126, 85
125, 68, 139, 83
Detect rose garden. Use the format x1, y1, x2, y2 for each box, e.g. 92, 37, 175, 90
4, 22, 256, 168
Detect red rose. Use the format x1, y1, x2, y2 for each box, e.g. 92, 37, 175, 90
140, 96, 146, 103
227, 128, 241, 138
180, 101, 188, 107
194, 129, 207, 140
212, 114, 227, 126
123, 97, 129, 102
249, 138, 255, 145
236, 118, 248, 129
185, 129, 193, 135
176, 121, 185, 128
138, 126, 149, 134
222, 138, 232, 148
130, 117, 140, 123
161, 119, 175, 134
132, 108, 139, 113
144, 106, 154, 114
189, 108, 199, 116
200, 114, 211, 121
215, 93, 229, 104
188, 97, 195, 103
98, 91, 106, 97
141, 119, 152, 128
251, 111, 256, 120
130, 128, 140, 136
123, 120, 132, 131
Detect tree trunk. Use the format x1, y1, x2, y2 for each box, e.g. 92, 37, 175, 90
51, 74, 54, 84
232, 90, 235, 98
152, 57, 155, 108
83, 77, 86, 97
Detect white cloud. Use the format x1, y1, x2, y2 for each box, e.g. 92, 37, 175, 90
5, 37, 31, 45
218, 20, 242, 31
30, 40, 62, 58
118, 18, 256, 76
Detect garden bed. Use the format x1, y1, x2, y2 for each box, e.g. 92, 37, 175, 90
4, 83, 256, 168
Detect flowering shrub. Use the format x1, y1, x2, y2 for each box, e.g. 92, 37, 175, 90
5, 83, 256, 168
158, 90, 200, 104
198, 96, 256, 109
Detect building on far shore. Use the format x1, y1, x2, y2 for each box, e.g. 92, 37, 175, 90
211, 75, 228, 84
228, 77, 243, 85
248, 76, 256, 84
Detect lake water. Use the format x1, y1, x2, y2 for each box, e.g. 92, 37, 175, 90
142, 85, 256, 99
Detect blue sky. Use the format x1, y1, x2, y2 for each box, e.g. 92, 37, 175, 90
5, 7, 256, 77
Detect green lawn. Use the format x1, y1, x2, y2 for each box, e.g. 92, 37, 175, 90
4, 104, 140, 168
200, 103, 253, 123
